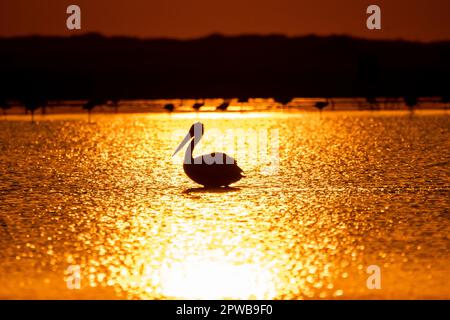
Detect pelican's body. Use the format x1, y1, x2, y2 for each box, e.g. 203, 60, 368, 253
184, 152, 243, 187
173, 123, 244, 187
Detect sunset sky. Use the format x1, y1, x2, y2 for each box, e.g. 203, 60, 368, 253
1, 0, 450, 41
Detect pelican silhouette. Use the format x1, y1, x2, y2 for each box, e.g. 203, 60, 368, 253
172, 122, 244, 187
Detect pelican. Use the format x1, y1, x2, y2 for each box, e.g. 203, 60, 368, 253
314, 98, 329, 111
172, 122, 244, 187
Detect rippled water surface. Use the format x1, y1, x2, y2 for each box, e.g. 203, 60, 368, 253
0, 110, 449, 299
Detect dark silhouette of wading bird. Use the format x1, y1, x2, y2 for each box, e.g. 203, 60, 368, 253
25, 101, 39, 122
164, 103, 175, 112
404, 96, 418, 113
172, 122, 244, 187
23, 98, 46, 122
315, 99, 329, 110
274, 96, 293, 107
192, 101, 204, 111
83, 99, 105, 123
315, 98, 329, 114
216, 101, 230, 111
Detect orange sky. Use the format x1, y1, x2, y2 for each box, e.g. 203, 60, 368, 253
1, 0, 450, 41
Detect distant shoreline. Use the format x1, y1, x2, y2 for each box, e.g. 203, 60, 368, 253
1, 33, 449, 101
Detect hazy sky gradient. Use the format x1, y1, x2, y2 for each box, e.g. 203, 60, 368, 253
1, 0, 450, 41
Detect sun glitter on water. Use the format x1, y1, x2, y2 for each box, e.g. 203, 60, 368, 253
157, 257, 277, 299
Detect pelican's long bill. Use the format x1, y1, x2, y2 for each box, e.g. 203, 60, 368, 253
172, 132, 193, 157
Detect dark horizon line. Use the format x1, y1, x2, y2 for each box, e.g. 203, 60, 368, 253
2, 32, 450, 45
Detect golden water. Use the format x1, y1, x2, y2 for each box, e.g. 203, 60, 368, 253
0, 110, 449, 299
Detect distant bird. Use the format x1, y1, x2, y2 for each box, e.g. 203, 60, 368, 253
192, 101, 204, 111
164, 103, 175, 112
216, 101, 230, 111
83, 98, 105, 122
24, 98, 46, 122
25, 101, 39, 121
314, 98, 329, 113
172, 122, 244, 187
404, 96, 418, 112
274, 96, 293, 106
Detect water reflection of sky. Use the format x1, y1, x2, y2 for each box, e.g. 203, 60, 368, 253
0, 110, 448, 299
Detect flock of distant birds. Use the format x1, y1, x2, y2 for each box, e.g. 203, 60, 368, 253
163, 100, 230, 113
0, 94, 449, 122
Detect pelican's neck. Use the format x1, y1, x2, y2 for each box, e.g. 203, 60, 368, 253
184, 132, 202, 164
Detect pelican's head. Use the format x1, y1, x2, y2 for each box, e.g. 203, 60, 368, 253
172, 122, 205, 157
189, 122, 204, 137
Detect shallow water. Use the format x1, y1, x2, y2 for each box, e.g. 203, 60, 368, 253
0, 110, 449, 299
